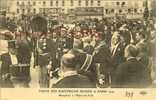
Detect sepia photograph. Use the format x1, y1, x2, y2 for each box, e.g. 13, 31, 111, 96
0, 0, 156, 92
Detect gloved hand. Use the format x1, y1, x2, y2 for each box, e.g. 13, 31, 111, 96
2, 73, 11, 80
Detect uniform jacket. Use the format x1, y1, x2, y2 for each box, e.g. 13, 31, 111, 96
53, 74, 96, 88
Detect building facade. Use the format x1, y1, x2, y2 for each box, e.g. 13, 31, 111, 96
0, 0, 8, 11
5, 0, 153, 19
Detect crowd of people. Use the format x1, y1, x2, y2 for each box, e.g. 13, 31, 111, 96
0, 16, 156, 88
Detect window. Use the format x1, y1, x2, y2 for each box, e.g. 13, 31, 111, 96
56, 9, 59, 13
28, 9, 31, 13
28, 1, 31, 5
62, 0, 65, 6
140, 9, 142, 13
111, 9, 114, 13
17, 9, 19, 13
43, 1, 46, 6
62, 9, 64, 12
17, 1, 19, 5
116, 2, 120, 6
71, 0, 74, 6
119, 9, 122, 13
122, 2, 125, 7
105, 9, 108, 14
39, 8, 42, 13
91, 0, 94, 6
33, 8, 36, 14
97, 0, 101, 6
128, 9, 131, 13
56, 1, 58, 6
33, 2, 36, 6
85, 0, 89, 6
43, 8, 46, 14
50, 1, 53, 6
78, 0, 81, 6
22, 9, 25, 14
134, 8, 137, 13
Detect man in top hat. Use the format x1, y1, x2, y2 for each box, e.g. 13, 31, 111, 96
52, 52, 96, 88
0, 40, 17, 88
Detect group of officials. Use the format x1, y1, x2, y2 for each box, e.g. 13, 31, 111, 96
0, 18, 156, 88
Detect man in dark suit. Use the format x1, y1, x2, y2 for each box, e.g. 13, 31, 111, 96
0, 40, 17, 88
110, 32, 125, 70
135, 32, 152, 85
52, 53, 96, 88
112, 45, 151, 88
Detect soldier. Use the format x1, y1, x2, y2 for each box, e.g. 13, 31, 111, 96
14, 32, 32, 87
37, 33, 53, 88
93, 33, 112, 87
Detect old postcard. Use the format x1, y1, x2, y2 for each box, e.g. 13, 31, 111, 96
0, 0, 156, 100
